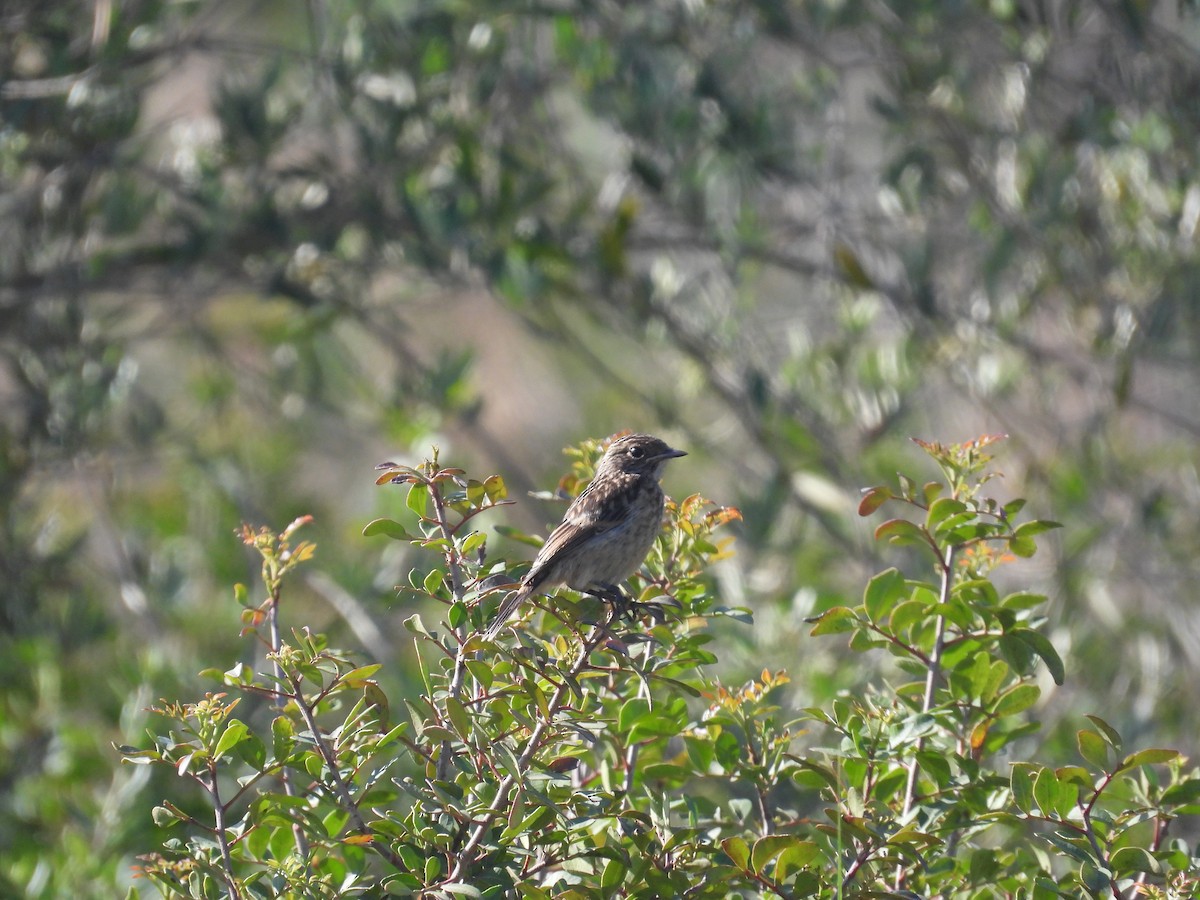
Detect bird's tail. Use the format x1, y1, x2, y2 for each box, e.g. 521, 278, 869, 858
484, 586, 530, 638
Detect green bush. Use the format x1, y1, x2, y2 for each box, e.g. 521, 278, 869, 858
124, 437, 1200, 898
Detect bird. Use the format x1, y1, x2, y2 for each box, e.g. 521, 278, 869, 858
484, 433, 686, 638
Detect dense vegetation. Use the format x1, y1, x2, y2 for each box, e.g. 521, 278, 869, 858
3, 1, 1199, 896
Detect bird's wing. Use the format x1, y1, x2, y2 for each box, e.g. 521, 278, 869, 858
523, 475, 634, 590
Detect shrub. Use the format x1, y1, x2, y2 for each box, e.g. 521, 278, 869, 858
123, 436, 1200, 898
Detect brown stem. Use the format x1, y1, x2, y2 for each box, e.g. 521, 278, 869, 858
742, 718, 774, 837
267, 587, 310, 860
285, 667, 406, 870
205, 763, 242, 900
894, 543, 955, 891
446, 618, 609, 882
428, 475, 470, 781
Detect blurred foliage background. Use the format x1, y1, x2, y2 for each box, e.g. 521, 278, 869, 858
2, 0, 1199, 895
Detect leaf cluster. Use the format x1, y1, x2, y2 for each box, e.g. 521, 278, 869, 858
122, 437, 1200, 898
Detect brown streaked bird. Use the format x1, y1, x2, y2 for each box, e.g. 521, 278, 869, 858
484, 433, 686, 637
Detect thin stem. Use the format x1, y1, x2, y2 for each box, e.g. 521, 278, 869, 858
205, 763, 242, 900
267, 587, 310, 860
447, 619, 609, 882
742, 717, 774, 837
1077, 771, 1124, 899
285, 667, 406, 871
428, 475, 470, 781
894, 543, 955, 891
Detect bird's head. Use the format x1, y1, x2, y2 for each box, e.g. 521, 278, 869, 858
597, 433, 687, 478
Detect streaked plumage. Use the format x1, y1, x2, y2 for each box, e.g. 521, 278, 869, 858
485, 433, 686, 637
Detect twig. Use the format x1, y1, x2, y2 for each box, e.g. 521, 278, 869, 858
894, 543, 954, 891
428, 476, 470, 781
284, 667, 406, 870
204, 762, 242, 900
267, 589, 310, 860
446, 618, 609, 882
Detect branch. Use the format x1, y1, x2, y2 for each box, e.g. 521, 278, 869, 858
429, 475, 471, 781
446, 618, 611, 882
284, 666, 406, 871
204, 763, 242, 900
894, 543, 954, 891
267, 588, 310, 860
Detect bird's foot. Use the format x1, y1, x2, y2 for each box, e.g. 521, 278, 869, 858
589, 583, 672, 627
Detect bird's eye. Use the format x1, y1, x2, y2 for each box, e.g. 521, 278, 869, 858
627, 445, 645, 459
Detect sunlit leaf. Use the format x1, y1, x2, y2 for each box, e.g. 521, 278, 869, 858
721, 836, 750, 870
362, 518, 413, 540
857, 486, 892, 516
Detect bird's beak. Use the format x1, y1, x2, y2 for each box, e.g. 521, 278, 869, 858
658, 447, 687, 461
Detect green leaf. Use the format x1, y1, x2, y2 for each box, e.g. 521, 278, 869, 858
1110, 846, 1160, 876
421, 725, 456, 742
1009, 628, 1065, 685
376, 722, 409, 749
422, 569, 444, 597
915, 751, 952, 787
1009, 535, 1037, 558
406, 482, 429, 517
461, 530, 487, 554
927, 497, 968, 531
402, 614, 429, 636
1032, 766, 1059, 816
641, 762, 690, 782
1079, 728, 1114, 769
993, 684, 1040, 718
493, 525, 544, 548
791, 760, 840, 790
774, 841, 821, 881
465, 659, 493, 691
483, 474, 507, 502
600, 857, 626, 890
1085, 715, 1123, 751
721, 836, 750, 870
863, 567, 906, 621
714, 730, 741, 771
1014, 519, 1063, 538
683, 736, 714, 772
888, 599, 928, 633
617, 698, 649, 734
466, 479, 486, 506
445, 696, 470, 739
272, 716, 295, 762
1000, 591, 1047, 610
340, 663, 383, 686
213, 719, 248, 761
1118, 748, 1180, 771
1054, 765, 1092, 787
1033, 766, 1077, 818
1078, 861, 1112, 893
873, 517, 927, 547
361, 518, 412, 540
751, 835, 801, 873
807, 606, 857, 635
119, 753, 157, 766
1002, 498, 1026, 518
1011, 763, 1038, 814
152, 805, 180, 828
440, 883, 482, 897
236, 733, 266, 770
1162, 778, 1200, 805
